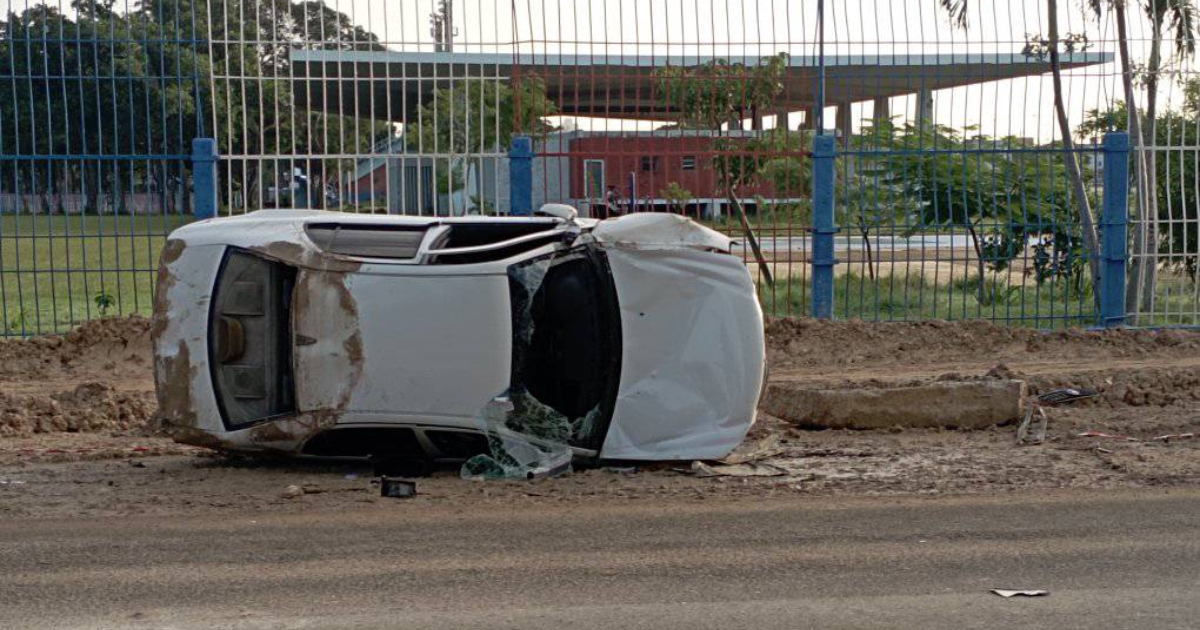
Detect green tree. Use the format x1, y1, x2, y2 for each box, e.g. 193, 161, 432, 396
940, 0, 1103, 309
655, 53, 788, 129
1080, 95, 1200, 280
655, 54, 792, 285
411, 77, 557, 199
0, 3, 206, 214
660, 182, 694, 215
866, 120, 1088, 303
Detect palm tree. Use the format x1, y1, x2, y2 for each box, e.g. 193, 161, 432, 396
1083, 1, 1196, 318
1136, 0, 1195, 314
940, 0, 1102, 304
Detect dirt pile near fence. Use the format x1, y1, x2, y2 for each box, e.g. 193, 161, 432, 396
767, 316, 1200, 444
0, 316, 153, 383
765, 317, 1200, 373
0, 317, 157, 437
1, 315, 1199, 517
0, 383, 157, 437
1, 314, 1198, 442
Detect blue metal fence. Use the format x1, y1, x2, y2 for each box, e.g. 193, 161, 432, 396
2, 0, 1198, 336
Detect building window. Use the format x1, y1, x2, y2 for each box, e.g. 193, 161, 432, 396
681, 155, 697, 170
641, 156, 660, 173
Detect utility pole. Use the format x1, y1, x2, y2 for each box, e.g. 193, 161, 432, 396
430, 0, 456, 52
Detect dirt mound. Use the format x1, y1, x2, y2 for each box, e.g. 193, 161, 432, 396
0, 382, 157, 437
0, 317, 157, 437
0, 316, 153, 383
766, 317, 1200, 370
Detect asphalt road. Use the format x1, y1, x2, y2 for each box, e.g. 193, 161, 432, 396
2, 489, 1198, 630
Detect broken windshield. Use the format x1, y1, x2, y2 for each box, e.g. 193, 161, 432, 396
462, 246, 622, 479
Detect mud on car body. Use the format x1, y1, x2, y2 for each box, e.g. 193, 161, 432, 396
152, 207, 766, 464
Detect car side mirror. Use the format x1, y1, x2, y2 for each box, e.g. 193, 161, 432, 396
536, 203, 578, 223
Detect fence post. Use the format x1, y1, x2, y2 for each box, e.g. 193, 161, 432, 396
811, 133, 837, 319
1100, 132, 1130, 328
509, 136, 533, 216
191, 138, 218, 220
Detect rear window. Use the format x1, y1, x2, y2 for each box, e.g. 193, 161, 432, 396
306, 224, 427, 260
208, 249, 296, 429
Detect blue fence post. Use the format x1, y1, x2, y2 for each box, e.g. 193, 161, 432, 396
509, 136, 533, 216
1100, 132, 1130, 328
191, 138, 218, 220
811, 133, 837, 319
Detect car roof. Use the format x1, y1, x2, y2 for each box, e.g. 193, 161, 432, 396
238, 209, 560, 227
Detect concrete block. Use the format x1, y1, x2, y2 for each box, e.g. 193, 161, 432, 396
764, 379, 1026, 430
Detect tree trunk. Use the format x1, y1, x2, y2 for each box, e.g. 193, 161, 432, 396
728, 189, 773, 287
859, 226, 876, 281
1140, 9, 1166, 315
1048, 0, 1102, 311
967, 222, 988, 304
1117, 3, 1153, 322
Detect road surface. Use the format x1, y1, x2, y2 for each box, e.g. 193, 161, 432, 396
2, 488, 1198, 629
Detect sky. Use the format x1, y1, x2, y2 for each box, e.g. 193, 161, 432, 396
14, 0, 1197, 140
279, 0, 1196, 141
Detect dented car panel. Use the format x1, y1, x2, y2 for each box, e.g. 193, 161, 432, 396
599, 247, 765, 460
153, 209, 765, 463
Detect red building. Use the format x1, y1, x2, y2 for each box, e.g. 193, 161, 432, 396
565, 133, 796, 218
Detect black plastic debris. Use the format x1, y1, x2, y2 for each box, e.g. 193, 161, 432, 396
1036, 387, 1099, 407
1018, 387, 1102, 445
379, 477, 417, 499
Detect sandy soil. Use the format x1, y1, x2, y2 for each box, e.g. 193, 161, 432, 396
0, 316, 1197, 519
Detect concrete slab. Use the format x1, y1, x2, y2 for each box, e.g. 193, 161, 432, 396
764, 379, 1026, 430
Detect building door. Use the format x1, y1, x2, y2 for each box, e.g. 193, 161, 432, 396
583, 159, 605, 216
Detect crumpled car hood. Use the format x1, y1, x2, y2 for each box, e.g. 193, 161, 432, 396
599, 246, 765, 460
590, 213, 734, 252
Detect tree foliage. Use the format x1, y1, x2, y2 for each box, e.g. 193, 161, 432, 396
655, 53, 788, 129
1080, 90, 1200, 278
0, 0, 392, 213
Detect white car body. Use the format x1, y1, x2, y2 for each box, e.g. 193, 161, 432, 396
152, 209, 765, 462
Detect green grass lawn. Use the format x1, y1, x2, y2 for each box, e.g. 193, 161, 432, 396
2, 214, 1196, 336
1, 214, 192, 335
758, 271, 1199, 328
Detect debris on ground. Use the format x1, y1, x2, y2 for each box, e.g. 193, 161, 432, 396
281, 485, 304, 499
689, 460, 789, 478
1078, 431, 1139, 441
2, 315, 1199, 519
720, 435, 788, 464
380, 478, 417, 498
991, 589, 1050, 598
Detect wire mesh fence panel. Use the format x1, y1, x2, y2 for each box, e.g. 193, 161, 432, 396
511, 0, 817, 317
2, 0, 1198, 333
207, 0, 514, 217
0, 0, 203, 336
815, 0, 1197, 327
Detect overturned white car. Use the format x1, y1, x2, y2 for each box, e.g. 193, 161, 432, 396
152, 207, 765, 466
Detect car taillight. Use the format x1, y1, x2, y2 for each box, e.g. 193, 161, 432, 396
209, 249, 297, 429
